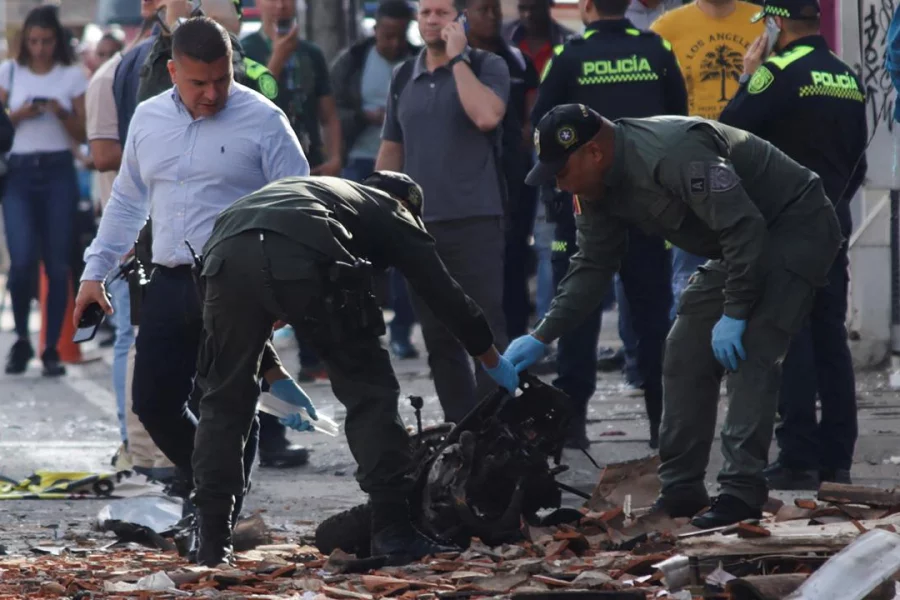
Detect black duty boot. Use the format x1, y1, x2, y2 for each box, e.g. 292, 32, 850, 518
820, 468, 852, 485
651, 492, 710, 519
371, 522, 459, 566
764, 462, 820, 491
196, 513, 233, 567
41, 348, 66, 377
690, 494, 762, 529
5, 339, 34, 374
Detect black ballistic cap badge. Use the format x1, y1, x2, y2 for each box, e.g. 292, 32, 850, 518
526, 104, 604, 187
362, 170, 425, 217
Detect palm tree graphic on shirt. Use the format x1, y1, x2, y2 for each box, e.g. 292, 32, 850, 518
700, 45, 745, 102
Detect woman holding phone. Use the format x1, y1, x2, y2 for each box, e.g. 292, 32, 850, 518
0, 5, 88, 376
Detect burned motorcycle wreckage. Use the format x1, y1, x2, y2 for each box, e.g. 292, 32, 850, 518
315, 375, 591, 557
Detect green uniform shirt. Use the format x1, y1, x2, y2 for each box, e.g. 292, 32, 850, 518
203, 177, 495, 356
534, 116, 842, 343
241, 33, 332, 166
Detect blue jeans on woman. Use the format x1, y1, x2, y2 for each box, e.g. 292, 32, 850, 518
3, 151, 78, 356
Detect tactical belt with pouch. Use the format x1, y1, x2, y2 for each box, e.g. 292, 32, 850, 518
304, 258, 386, 346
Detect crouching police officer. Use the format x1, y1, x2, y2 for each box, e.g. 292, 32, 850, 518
719, 0, 867, 491
504, 104, 843, 528
190, 172, 519, 567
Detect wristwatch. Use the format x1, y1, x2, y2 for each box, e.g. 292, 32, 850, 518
448, 50, 471, 69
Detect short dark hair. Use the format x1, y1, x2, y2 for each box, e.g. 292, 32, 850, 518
17, 5, 74, 66
172, 16, 232, 63
377, 0, 415, 21
591, 0, 629, 15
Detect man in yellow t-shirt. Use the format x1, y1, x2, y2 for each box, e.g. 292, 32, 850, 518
651, 0, 764, 321
651, 0, 764, 120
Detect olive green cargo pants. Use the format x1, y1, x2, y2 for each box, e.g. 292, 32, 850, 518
658, 258, 817, 509
191, 231, 414, 516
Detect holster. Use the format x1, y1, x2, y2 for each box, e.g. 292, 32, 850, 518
314, 258, 386, 343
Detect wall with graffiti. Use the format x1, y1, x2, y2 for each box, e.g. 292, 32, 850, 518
842, 0, 898, 189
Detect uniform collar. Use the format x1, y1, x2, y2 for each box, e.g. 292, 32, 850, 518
602, 123, 627, 192
585, 18, 636, 34
778, 34, 828, 54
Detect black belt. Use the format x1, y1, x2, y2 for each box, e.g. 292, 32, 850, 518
152, 264, 194, 278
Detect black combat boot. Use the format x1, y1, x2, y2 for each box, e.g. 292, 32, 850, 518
564, 403, 590, 450
820, 468, 851, 484
196, 512, 233, 568
650, 492, 710, 519
764, 461, 820, 491
369, 501, 458, 566
690, 494, 761, 529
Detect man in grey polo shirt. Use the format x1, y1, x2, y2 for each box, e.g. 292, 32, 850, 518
377, 0, 511, 424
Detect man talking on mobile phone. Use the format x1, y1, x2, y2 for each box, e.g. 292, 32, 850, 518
375, 0, 511, 425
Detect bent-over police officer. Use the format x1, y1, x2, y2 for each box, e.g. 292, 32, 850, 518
504, 104, 843, 528
190, 172, 519, 567
531, 0, 687, 450
719, 0, 867, 491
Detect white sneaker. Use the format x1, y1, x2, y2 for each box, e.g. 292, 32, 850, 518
619, 382, 644, 397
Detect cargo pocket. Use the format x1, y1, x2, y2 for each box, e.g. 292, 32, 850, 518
675, 261, 726, 317
756, 267, 815, 336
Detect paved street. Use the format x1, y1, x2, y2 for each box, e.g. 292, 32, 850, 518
2, 303, 900, 553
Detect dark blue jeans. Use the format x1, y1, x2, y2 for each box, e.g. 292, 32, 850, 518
343, 157, 416, 344
2, 151, 78, 350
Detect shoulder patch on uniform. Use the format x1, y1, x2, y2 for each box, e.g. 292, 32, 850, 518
689, 162, 706, 194
709, 164, 740, 192
258, 73, 279, 99
748, 65, 774, 95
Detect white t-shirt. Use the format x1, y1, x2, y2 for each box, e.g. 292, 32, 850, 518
0, 60, 88, 155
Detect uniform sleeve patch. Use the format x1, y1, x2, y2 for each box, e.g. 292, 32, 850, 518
259, 73, 279, 100
748, 65, 774, 95
709, 164, 741, 192
689, 161, 706, 194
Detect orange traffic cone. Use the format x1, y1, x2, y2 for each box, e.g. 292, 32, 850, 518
38, 264, 82, 363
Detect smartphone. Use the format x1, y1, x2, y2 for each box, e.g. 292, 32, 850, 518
73, 302, 107, 344
763, 17, 781, 57
276, 17, 296, 36
456, 13, 469, 35
31, 97, 49, 106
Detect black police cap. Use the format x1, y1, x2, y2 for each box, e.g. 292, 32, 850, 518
525, 104, 604, 187
751, 0, 820, 22
361, 170, 425, 217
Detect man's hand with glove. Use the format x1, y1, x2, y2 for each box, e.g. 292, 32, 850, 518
711, 315, 747, 371
270, 378, 319, 432
477, 346, 520, 395
503, 334, 547, 373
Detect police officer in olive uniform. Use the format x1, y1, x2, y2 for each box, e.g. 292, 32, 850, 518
719, 0, 867, 491
531, 0, 688, 450
190, 172, 519, 566
505, 104, 843, 528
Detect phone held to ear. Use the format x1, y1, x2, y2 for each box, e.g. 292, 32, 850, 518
456, 13, 469, 35
276, 17, 296, 36
763, 17, 781, 57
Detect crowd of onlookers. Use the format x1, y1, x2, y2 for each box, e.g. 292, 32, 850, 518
0, 0, 799, 473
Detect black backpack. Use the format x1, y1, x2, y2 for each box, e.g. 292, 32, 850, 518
389, 48, 517, 209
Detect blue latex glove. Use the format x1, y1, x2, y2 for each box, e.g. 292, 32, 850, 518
503, 335, 547, 373
711, 315, 747, 371
270, 378, 318, 432
483, 356, 519, 395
